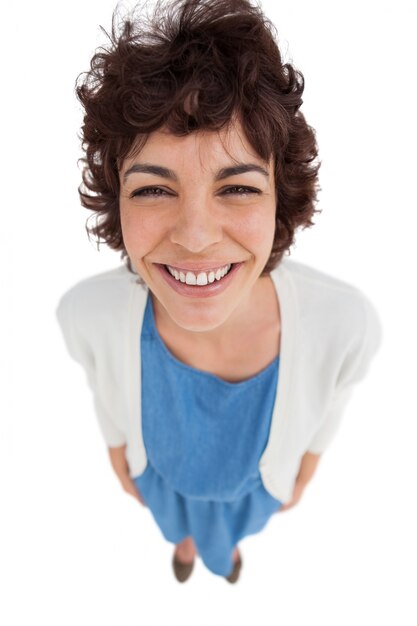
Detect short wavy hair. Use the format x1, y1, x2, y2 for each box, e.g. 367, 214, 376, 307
75, 0, 322, 275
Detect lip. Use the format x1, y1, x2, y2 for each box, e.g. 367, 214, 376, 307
155, 262, 243, 298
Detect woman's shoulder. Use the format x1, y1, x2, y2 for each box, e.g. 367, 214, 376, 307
59, 264, 135, 294
57, 265, 145, 311
56, 265, 149, 343
277, 258, 382, 348
276, 257, 376, 322
277, 257, 364, 297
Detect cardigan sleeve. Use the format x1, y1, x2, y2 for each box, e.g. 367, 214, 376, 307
307, 292, 383, 455
55, 288, 127, 448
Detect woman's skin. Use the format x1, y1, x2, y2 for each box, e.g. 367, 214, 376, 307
119, 119, 276, 325
108, 117, 321, 564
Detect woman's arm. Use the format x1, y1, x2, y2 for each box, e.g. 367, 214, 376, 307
279, 451, 321, 512
296, 450, 322, 486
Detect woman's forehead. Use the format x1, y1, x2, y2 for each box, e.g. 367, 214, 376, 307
121, 120, 271, 175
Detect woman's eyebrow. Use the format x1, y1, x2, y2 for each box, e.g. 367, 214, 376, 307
215, 163, 269, 181
123, 164, 178, 184
122, 162, 269, 185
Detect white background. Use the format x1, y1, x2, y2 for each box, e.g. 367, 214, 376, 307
2, 0, 416, 624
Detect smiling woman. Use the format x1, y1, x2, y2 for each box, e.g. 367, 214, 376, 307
56, 0, 383, 584
118, 123, 278, 338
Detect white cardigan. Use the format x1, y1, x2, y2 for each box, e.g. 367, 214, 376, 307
56, 258, 383, 504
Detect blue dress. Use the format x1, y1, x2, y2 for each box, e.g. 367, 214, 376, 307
133, 292, 283, 577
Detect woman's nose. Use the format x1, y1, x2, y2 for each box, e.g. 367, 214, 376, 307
169, 199, 223, 253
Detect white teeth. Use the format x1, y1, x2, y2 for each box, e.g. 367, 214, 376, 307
196, 272, 208, 286
167, 263, 232, 285
185, 271, 197, 285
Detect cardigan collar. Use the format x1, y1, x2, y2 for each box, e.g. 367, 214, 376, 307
260, 261, 297, 473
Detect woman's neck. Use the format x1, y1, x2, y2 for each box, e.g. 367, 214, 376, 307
151, 274, 279, 352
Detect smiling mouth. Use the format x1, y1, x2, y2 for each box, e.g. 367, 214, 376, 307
154, 261, 244, 296
164, 263, 234, 285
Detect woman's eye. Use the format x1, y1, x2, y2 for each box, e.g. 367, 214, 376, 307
130, 185, 260, 198
222, 186, 260, 196
131, 187, 170, 198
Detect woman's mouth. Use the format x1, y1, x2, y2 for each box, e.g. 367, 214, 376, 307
165, 263, 233, 285
155, 262, 243, 298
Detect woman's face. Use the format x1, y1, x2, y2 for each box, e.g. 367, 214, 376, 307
118, 119, 276, 334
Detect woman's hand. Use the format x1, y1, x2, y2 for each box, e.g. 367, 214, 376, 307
279, 451, 321, 512
278, 479, 306, 513
108, 444, 147, 506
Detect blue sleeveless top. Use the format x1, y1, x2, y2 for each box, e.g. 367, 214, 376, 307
133, 292, 283, 577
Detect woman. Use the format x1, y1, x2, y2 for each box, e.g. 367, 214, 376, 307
57, 0, 383, 583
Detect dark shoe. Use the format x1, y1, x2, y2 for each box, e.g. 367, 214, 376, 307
225, 552, 242, 583
172, 553, 195, 583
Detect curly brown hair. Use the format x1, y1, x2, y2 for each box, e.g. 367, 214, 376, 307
75, 0, 322, 276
